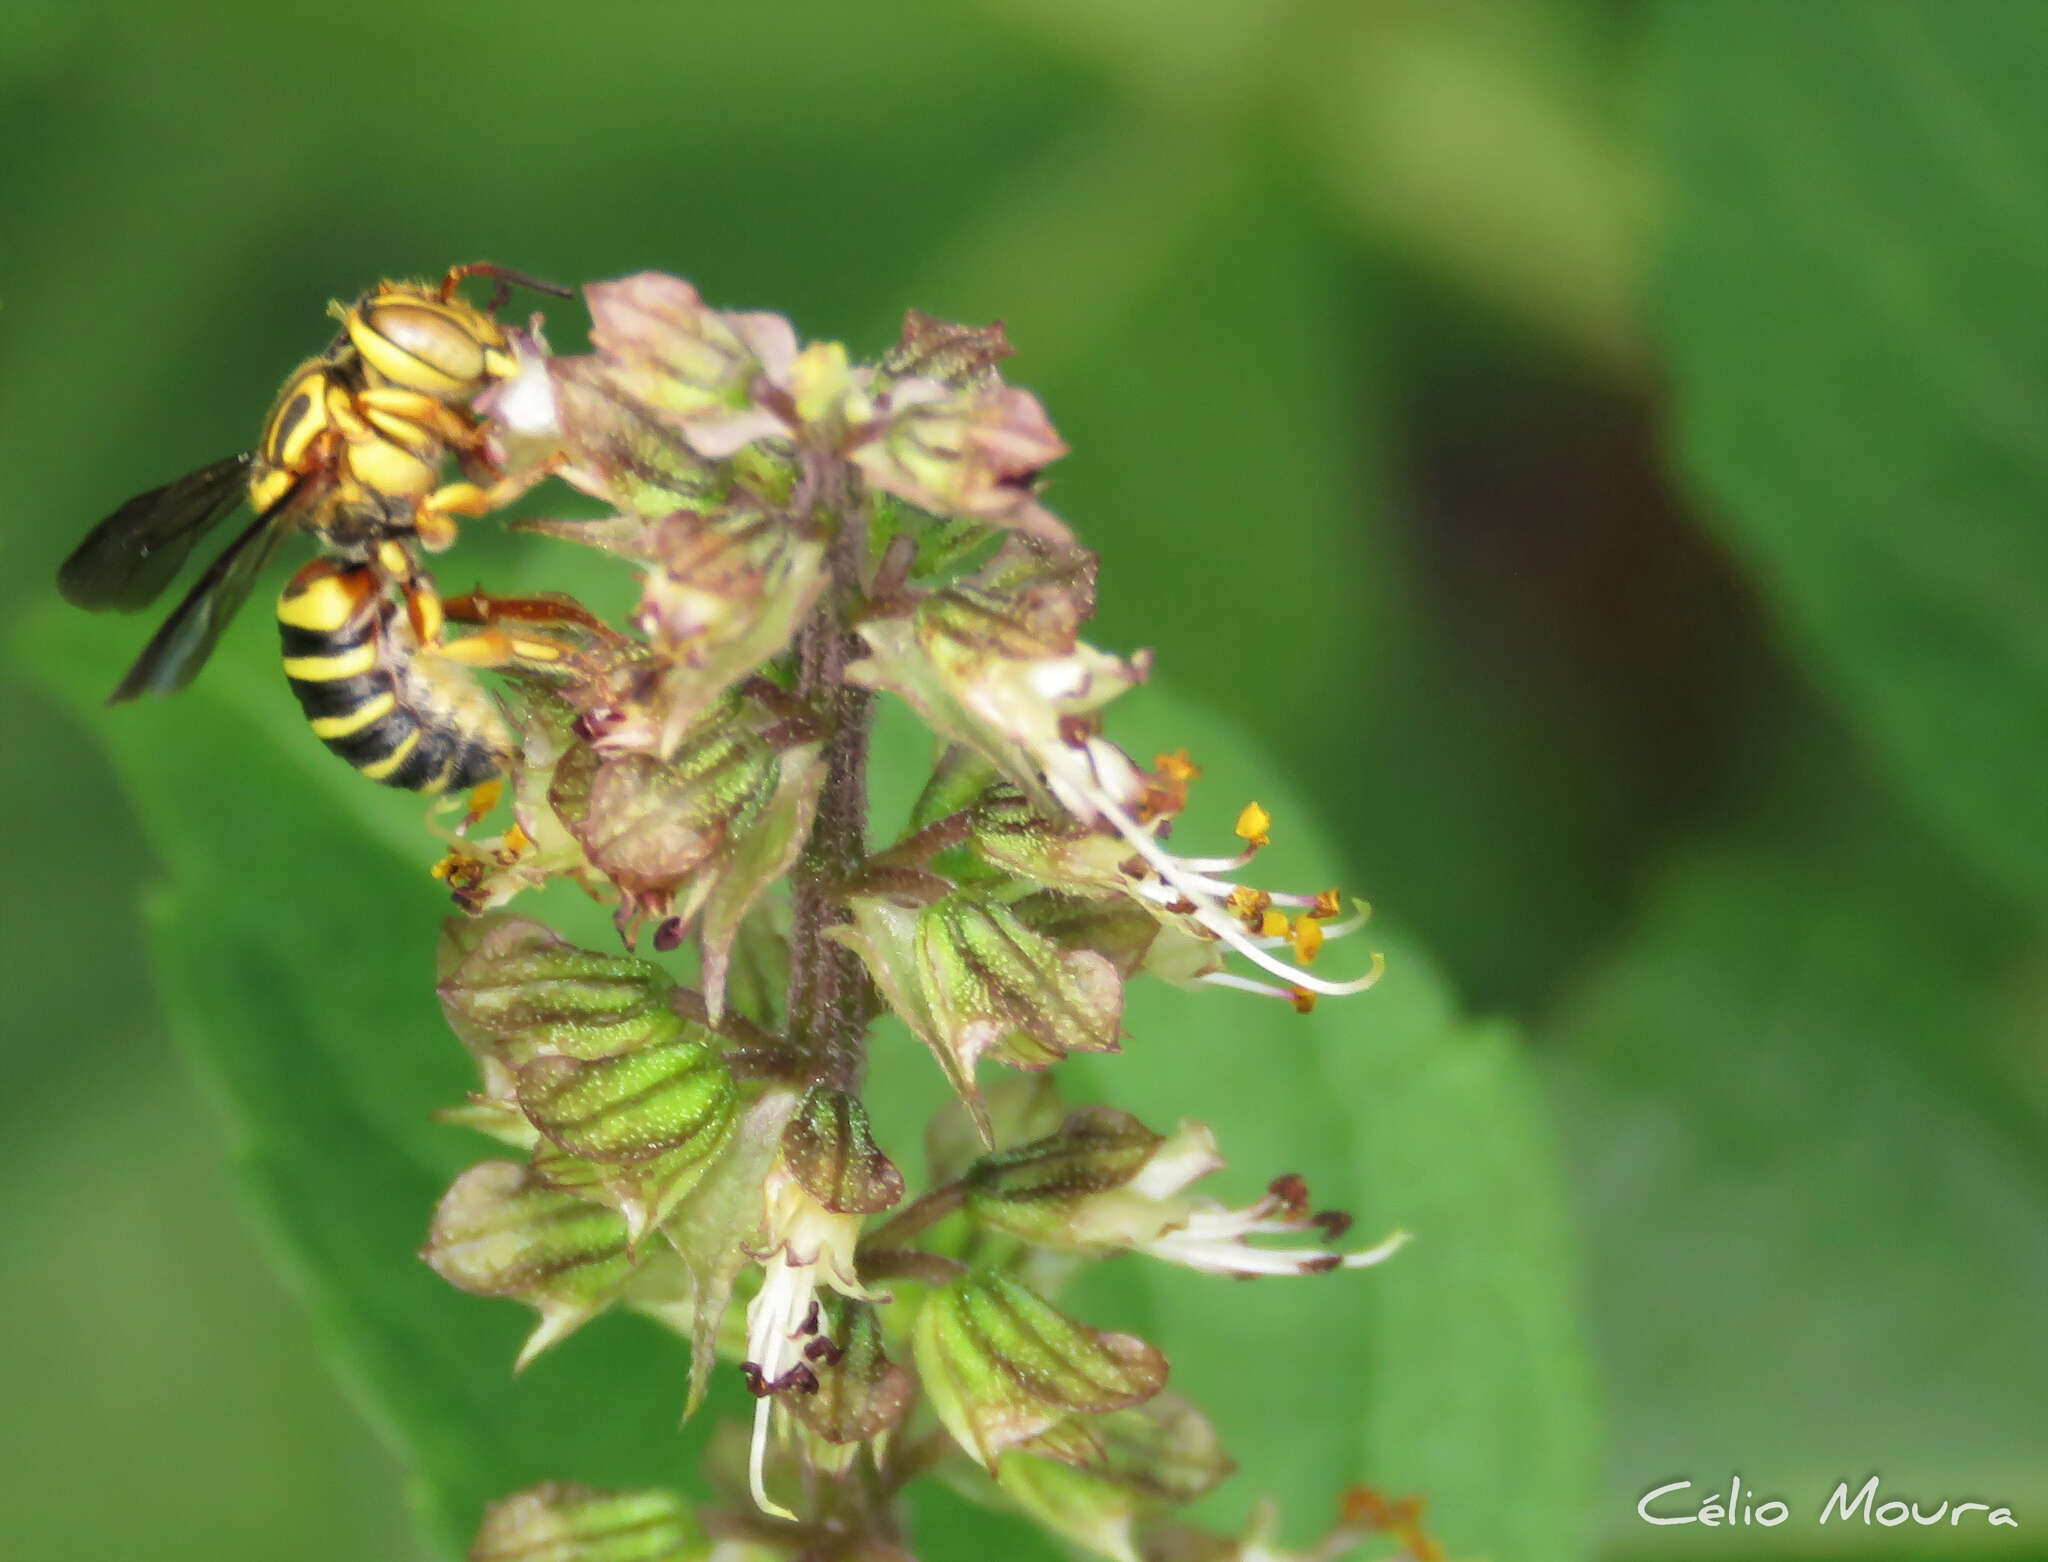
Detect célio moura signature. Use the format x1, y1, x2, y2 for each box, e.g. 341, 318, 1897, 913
1638, 1475, 2017, 1530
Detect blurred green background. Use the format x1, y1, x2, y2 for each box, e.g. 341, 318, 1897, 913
5, 1, 2047, 1558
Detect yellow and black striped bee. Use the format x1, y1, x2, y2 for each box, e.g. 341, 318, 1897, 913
56, 262, 566, 710
278, 555, 512, 793
277, 554, 608, 794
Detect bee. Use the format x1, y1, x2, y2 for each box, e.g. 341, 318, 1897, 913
279, 555, 512, 791
56, 262, 567, 704
278, 547, 606, 794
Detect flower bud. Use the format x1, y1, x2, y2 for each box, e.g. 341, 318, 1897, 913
469, 1481, 705, 1562
851, 374, 1071, 541
913, 1271, 1166, 1471
780, 1294, 916, 1461
423, 1161, 639, 1368
779, 1086, 904, 1215
998, 1455, 1146, 1562
437, 916, 679, 1071
566, 272, 800, 470
848, 539, 1147, 826
920, 897, 1123, 1066
550, 702, 824, 1011
516, 1029, 739, 1242
880, 310, 1015, 389
549, 354, 722, 519
833, 894, 1121, 1136
996, 1394, 1233, 1562
629, 506, 828, 754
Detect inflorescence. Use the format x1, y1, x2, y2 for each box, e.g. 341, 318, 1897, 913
410, 273, 1427, 1562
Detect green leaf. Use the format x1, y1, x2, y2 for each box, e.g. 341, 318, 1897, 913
866, 687, 1600, 1562
1547, 817, 2048, 1554
15, 603, 740, 1558
1656, 0, 2048, 909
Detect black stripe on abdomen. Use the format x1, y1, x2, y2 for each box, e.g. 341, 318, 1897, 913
285, 669, 387, 720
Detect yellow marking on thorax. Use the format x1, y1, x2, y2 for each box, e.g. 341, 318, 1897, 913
358, 729, 422, 781
283, 643, 380, 681
310, 692, 396, 739
277, 575, 362, 632
249, 468, 297, 516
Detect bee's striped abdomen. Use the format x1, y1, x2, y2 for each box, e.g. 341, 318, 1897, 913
277, 560, 507, 793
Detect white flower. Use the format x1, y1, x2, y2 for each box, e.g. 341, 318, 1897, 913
1036, 744, 1386, 1007
739, 1159, 883, 1520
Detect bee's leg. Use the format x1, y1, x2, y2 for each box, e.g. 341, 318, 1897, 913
442, 587, 608, 635
391, 570, 522, 834
414, 454, 566, 552
380, 544, 451, 650
325, 380, 379, 442
354, 386, 480, 450
427, 624, 573, 671
394, 563, 568, 669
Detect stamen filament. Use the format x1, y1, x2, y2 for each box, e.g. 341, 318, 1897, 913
1177, 848, 1258, 873
1200, 970, 1302, 999
1083, 774, 1383, 995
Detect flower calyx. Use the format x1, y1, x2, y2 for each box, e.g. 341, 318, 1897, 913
516, 1022, 739, 1243
994, 1393, 1234, 1562
832, 892, 1122, 1140
780, 1085, 905, 1216
914, 1270, 1167, 1473
548, 696, 825, 1012
422, 1160, 653, 1369
437, 914, 681, 1092
469, 1482, 707, 1562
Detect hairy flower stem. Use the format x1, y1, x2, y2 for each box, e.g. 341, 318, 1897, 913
784, 501, 877, 1090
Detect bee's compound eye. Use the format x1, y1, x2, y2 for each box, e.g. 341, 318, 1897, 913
351, 301, 501, 398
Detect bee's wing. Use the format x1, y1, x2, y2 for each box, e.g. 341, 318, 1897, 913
58, 454, 256, 612
106, 482, 300, 704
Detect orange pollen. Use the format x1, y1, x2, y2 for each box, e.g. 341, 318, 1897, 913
1154, 748, 1200, 784
1312, 887, 1343, 920
1288, 985, 1318, 1015
1234, 800, 1272, 848
1260, 909, 1290, 939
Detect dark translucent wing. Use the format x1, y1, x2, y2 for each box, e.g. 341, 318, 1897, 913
106, 494, 296, 704
58, 453, 255, 612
